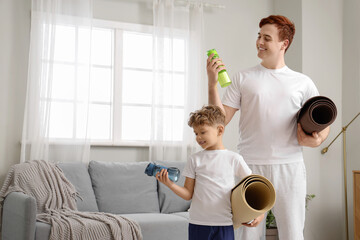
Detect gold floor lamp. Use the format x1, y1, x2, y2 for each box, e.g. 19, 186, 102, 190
321, 112, 360, 240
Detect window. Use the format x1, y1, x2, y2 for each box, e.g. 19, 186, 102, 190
44, 24, 114, 141
47, 20, 187, 145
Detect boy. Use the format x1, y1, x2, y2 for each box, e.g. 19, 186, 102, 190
156, 105, 259, 240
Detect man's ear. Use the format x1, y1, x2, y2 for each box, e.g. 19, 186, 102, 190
281, 39, 289, 51
217, 125, 225, 136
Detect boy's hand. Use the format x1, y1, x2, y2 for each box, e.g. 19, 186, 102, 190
241, 213, 265, 228
156, 168, 174, 188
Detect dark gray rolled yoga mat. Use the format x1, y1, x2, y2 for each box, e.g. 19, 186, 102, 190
297, 96, 337, 135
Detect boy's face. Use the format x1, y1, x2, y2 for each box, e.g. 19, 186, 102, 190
256, 24, 288, 61
193, 124, 222, 150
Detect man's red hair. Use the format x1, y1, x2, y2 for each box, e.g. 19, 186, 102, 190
259, 15, 295, 52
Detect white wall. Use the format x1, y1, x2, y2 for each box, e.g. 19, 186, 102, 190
93, 0, 153, 25
273, 0, 302, 72
343, 0, 360, 239
302, 0, 344, 239
0, 0, 30, 185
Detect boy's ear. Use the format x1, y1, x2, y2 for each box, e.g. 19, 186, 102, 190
217, 125, 224, 136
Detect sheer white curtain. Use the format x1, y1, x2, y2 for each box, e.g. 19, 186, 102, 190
21, 0, 93, 163
150, 0, 204, 162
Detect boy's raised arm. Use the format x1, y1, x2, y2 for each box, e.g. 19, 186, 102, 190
156, 169, 195, 201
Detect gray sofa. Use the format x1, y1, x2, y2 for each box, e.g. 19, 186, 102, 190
1, 160, 190, 240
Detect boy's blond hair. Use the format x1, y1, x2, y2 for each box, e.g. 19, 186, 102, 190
188, 105, 225, 127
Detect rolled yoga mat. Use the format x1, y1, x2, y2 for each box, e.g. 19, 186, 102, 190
297, 96, 337, 135
231, 174, 276, 229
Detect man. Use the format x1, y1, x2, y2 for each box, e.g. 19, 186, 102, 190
206, 15, 330, 240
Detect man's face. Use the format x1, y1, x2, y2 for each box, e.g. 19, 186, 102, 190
256, 24, 286, 61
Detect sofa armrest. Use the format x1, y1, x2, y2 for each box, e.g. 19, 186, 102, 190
1, 192, 36, 240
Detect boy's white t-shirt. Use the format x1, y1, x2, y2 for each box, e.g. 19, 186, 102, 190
222, 64, 319, 165
182, 149, 252, 226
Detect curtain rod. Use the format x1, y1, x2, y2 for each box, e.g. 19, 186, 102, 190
175, 0, 225, 9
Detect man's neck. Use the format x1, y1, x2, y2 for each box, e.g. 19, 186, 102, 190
261, 57, 286, 69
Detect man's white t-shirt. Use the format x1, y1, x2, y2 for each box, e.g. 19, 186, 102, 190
222, 64, 319, 165
182, 149, 252, 226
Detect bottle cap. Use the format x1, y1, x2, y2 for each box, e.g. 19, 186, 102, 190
144, 163, 155, 176
207, 49, 219, 58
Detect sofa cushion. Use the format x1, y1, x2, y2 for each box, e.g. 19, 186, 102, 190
35, 222, 51, 240
35, 213, 189, 240
88, 161, 160, 214
57, 162, 99, 212
171, 211, 189, 219
121, 213, 188, 240
156, 161, 191, 213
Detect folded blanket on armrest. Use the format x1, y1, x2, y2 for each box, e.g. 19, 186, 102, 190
0, 160, 142, 240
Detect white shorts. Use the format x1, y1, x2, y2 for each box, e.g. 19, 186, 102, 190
235, 162, 306, 240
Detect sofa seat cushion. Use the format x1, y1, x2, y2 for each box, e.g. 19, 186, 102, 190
57, 162, 99, 212
35, 213, 189, 240
156, 161, 191, 213
171, 211, 189, 219
89, 161, 160, 214
35, 222, 51, 240
121, 213, 188, 240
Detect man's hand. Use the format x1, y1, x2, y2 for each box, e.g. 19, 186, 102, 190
297, 123, 329, 147
242, 213, 265, 228
206, 53, 226, 88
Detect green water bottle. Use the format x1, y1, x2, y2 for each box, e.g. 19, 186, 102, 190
207, 49, 232, 88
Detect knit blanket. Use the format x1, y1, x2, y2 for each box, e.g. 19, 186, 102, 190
0, 160, 142, 240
